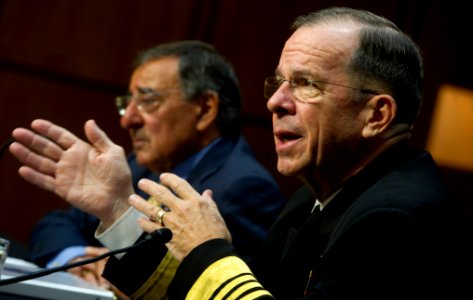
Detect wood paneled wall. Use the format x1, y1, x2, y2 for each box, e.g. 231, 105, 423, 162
1, 0, 472, 248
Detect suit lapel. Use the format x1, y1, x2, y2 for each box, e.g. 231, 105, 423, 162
186, 137, 234, 188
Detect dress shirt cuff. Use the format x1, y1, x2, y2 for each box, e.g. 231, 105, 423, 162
95, 207, 144, 256
46, 246, 86, 268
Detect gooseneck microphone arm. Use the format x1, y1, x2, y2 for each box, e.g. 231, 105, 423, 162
0, 228, 172, 286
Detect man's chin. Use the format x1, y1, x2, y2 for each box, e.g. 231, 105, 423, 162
134, 152, 150, 166
277, 161, 296, 177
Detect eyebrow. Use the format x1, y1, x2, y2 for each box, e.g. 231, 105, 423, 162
274, 69, 320, 79
136, 86, 155, 94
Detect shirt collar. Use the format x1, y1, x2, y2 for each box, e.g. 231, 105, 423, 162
313, 187, 343, 212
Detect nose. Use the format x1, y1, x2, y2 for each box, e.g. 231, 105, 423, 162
120, 100, 144, 129
266, 83, 295, 115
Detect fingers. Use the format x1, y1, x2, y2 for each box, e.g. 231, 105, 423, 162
11, 128, 63, 163
159, 173, 201, 200
17, 165, 56, 193
80, 269, 101, 286
80, 247, 110, 288
77, 268, 110, 288
132, 174, 211, 231
73, 268, 112, 290
84, 120, 119, 154
68, 250, 111, 288
9, 124, 67, 192
202, 189, 213, 200
108, 284, 131, 300
69, 262, 101, 286
137, 173, 200, 211
129, 193, 166, 233
9, 141, 58, 176
129, 193, 165, 219
10, 119, 79, 171
30, 119, 80, 150
136, 177, 182, 211
131, 174, 230, 261
137, 215, 164, 233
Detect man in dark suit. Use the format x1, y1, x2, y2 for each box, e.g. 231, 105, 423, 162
118, 7, 473, 299
12, 41, 285, 297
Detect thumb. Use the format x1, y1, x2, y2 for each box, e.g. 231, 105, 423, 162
202, 189, 214, 200
84, 120, 116, 153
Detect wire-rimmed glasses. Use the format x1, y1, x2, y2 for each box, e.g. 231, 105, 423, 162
264, 76, 380, 102
115, 88, 182, 116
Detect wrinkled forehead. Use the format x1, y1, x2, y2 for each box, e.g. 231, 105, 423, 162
277, 23, 360, 76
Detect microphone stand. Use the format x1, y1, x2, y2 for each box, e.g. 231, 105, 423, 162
0, 228, 172, 286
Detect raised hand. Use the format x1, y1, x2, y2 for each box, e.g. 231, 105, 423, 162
9, 119, 134, 227
128, 173, 231, 261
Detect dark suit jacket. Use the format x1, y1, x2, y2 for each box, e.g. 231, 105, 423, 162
29, 136, 286, 272
167, 142, 473, 299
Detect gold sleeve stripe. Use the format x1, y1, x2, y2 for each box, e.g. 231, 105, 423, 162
186, 256, 273, 300
239, 289, 274, 300
212, 276, 258, 299
132, 251, 180, 300
215, 281, 271, 300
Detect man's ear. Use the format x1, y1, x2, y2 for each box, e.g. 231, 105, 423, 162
196, 91, 220, 132
362, 94, 397, 138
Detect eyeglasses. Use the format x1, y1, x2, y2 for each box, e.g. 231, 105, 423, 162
115, 88, 182, 116
264, 76, 380, 102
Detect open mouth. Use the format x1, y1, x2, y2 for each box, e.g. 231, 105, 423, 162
275, 130, 301, 142
273, 130, 302, 153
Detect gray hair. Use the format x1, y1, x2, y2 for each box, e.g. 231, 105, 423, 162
292, 7, 424, 125
135, 40, 241, 138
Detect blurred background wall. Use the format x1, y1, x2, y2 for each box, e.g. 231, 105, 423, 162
1, 0, 472, 250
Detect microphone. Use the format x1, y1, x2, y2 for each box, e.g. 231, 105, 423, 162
0, 228, 172, 286
142, 227, 172, 242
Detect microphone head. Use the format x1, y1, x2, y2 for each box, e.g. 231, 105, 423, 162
146, 228, 173, 243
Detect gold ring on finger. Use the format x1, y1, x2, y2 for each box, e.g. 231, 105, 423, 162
156, 208, 167, 226
149, 210, 159, 223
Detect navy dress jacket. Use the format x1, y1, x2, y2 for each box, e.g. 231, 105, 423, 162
165, 142, 473, 299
